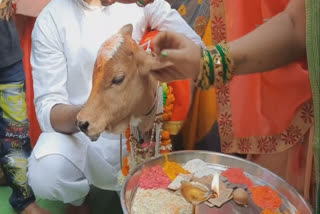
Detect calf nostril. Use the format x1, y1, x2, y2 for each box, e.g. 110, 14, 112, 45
78, 121, 90, 133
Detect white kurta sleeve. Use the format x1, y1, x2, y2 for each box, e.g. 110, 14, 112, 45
144, 0, 203, 45
31, 11, 69, 132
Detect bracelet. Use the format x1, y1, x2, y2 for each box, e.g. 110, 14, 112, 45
194, 46, 204, 87
209, 47, 224, 86
195, 46, 215, 90
214, 41, 235, 84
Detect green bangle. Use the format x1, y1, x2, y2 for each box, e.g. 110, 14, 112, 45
215, 44, 228, 81
205, 49, 215, 86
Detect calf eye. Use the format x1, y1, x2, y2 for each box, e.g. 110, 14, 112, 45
112, 75, 125, 85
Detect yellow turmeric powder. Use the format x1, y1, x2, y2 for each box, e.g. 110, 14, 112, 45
163, 154, 190, 180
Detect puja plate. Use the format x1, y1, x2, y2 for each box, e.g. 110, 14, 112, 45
120, 151, 312, 213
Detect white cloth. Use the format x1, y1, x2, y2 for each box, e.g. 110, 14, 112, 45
28, 153, 89, 205
30, 0, 202, 197
31, 132, 126, 191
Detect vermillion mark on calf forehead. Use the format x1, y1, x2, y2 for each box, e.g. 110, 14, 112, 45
92, 34, 125, 89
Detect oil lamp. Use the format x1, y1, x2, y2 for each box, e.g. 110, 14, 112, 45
180, 173, 220, 205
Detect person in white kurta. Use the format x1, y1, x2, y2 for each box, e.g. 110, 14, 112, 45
28, 0, 202, 206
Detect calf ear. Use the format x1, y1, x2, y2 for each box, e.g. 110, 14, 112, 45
119, 24, 133, 37
140, 53, 173, 76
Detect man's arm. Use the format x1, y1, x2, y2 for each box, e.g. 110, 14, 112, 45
31, 12, 80, 134
230, 0, 306, 75
50, 104, 82, 134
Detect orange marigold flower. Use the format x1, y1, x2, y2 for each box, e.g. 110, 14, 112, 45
163, 113, 171, 121
123, 156, 129, 167
164, 104, 174, 112
126, 140, 131, 153
125, 127, 130, 138
122, 166, 129, 176
166, 94, 175, 104
161, 139, 172, 146
162, 131, 170, 139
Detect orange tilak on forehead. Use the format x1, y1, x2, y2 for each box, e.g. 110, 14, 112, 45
93, 34, 125, 88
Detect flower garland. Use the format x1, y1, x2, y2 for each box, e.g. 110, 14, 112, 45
120, 83, 175, 177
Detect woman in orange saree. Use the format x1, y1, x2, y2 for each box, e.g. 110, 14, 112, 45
151, 0, 315, 206
222, 0, 314, 202
216, 0, 314, 202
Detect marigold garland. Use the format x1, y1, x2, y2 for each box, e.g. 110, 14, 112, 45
163, 85, 175, 121
125, 128, 131, 153
122, 156, 130, 176
121, 83, 175, 176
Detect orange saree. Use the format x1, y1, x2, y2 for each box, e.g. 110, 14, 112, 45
214, 0, 314, 201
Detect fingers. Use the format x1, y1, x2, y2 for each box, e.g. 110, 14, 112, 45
100, 0, 116, 5
153, 31, 184, 54
101, 0, 154, 6
158, 49, 187, 65
136, 0, 154, 7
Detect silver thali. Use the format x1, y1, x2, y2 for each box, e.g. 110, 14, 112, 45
120, 150, 312, 213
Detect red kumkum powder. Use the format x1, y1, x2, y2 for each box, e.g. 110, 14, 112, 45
138, 166, 171, 189
221, 168, 254, 188
251, 186, 282, 210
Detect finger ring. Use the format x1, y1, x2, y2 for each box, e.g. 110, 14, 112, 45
136, 0, 145, 6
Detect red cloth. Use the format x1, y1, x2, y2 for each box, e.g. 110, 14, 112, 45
21, 18, 41, 147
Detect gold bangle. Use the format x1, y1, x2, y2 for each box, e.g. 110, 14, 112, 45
209, 42, 235, 86
196, 47, 214, 90
195, 46, 204, 87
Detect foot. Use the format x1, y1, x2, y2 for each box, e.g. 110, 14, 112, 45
22, 202, 51, 214
66, 202, 91, 214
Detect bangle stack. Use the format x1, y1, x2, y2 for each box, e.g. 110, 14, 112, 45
195, 46, 214, 90
195, 41, 234, 90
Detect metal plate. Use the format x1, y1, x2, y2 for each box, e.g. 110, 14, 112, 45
121, 151, 313, 213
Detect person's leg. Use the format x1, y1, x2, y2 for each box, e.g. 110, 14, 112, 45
0, 80, 36, 212
28, 153, 90, 205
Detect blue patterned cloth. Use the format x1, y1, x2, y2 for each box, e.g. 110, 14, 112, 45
167, 0, 210, 37
0, 61, 35, 212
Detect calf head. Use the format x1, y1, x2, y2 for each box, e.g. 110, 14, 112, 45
76, 24, 168, 140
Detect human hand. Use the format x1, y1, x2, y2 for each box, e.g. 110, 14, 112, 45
22, 202, 51, 214
150, 31, 201, 83
100, 0, 154, 7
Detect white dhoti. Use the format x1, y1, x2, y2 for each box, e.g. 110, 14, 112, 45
27, 132, 126, 205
